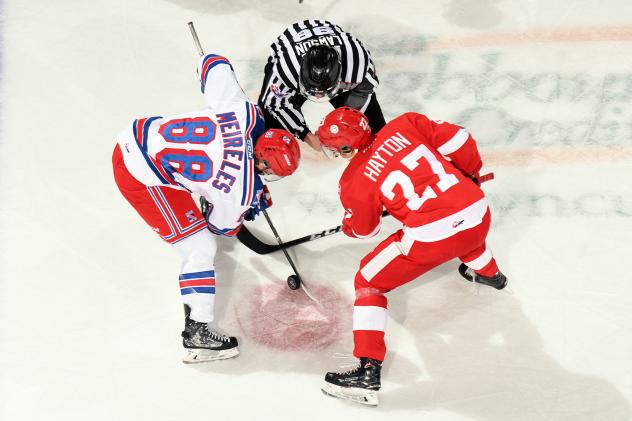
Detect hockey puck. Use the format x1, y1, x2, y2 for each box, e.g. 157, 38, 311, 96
287, 274, 301, 290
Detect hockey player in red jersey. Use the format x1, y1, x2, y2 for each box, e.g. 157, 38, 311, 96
316, 107, 507, 406
112, 51, 301, 363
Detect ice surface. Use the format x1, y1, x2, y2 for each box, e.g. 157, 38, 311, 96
1, 0, 631, 420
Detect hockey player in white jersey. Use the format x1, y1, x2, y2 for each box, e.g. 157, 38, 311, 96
112, 52, 301, 363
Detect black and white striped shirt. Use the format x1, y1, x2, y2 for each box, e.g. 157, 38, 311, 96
258, 20, 379, 140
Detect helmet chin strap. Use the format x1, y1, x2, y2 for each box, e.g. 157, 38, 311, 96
320, 144, 356, 159
301, 81, 341, 103
306, 94, 331, 103
261, 173, 284, 182
320, 144, 340, 159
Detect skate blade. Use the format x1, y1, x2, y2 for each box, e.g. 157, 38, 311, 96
321, 382, 379, 407
182, 347, 239, 364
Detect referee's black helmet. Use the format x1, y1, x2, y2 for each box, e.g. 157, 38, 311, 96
299, 45, 342, 99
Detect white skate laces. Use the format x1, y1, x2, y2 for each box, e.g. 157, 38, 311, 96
208, 329, 231, 343
333, 352, 359, 373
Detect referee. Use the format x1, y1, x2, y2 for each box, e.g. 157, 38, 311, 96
258, 20, 386, 152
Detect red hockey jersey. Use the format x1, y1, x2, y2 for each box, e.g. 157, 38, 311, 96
339, 112, 488, 242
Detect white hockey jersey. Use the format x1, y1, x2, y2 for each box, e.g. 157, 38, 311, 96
116, 53, 265, 235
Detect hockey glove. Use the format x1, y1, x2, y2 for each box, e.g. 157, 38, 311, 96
341, 223, 356, 238
244, 185, 273, 221
467, 172, 482, 186
468, 172, 495, 186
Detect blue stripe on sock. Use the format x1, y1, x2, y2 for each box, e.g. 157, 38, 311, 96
179, 270, 215, 280
180, 286, 216, 295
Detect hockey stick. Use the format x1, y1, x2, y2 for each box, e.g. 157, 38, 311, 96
236, 209, 390, 255
261, 210, 321, 305
187, 22, 204, 57
236, 172, 495, 255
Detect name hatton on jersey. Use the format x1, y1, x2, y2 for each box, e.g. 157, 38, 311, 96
364, 132, 413, 182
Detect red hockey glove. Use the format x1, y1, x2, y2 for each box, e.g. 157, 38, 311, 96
468, 172, 495, 186
342, 223, 355, 238
477, 172, 495, 184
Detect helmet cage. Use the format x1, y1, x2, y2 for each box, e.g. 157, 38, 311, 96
256, 159, 284, 182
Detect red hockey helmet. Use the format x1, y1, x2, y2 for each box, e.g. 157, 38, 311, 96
254, 129, 301, 178
316, 107, 372, 156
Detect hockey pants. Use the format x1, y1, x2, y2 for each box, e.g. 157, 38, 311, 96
352, 210, 499, 361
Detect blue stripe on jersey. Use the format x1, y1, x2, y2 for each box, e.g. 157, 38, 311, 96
179, 270, 215, 280
240, 152, 249, 206
142, 116, 161, 151
180, 287, 216, 295
147, 187, 176, 240
207, 220, 240, 237
154, 188, 205, 233
133, 117, 170, 185
133, 116, 161, 152
171, 224, 208, 244
241, 103, 253, 206
251, 105, 265, 141
200, 54, 234, 94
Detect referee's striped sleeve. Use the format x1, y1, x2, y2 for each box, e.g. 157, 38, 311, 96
260, 72, 309, 139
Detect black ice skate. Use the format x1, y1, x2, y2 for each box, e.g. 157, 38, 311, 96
181, 305, 239, 363
321, 358, 382, 407
458, 263, 508, 290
